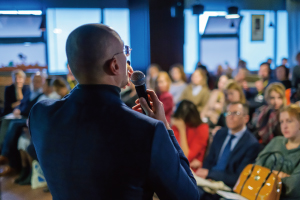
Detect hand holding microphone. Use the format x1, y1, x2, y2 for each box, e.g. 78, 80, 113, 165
131, 71, 171, 130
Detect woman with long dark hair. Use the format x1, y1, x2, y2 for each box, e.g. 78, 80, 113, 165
172, 100, 209, 170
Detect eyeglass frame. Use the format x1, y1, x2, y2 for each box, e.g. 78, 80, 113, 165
111, 45, 132, 58
224, 111, 245, 117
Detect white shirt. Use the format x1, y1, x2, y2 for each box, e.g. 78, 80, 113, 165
192, 85, 202, 96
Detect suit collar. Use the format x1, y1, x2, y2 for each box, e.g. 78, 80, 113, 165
228, 129, 250, 161
215, 128, 230, 159
72, 84, 123, 104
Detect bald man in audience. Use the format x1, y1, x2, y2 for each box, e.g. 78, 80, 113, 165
29, 24, 200, 200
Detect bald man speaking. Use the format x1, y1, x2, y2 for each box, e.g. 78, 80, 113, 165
29, 24, 199, 200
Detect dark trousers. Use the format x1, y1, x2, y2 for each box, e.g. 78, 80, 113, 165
27, 142, 37, 161
2, 119, 27, 169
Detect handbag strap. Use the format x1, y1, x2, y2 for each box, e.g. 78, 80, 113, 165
260, 151, 285, 175
255, 152, 285, 199
255, 170, 274, 200
239, 164, 256, 195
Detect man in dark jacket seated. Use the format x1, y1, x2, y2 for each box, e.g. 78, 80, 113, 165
195, 102, 261, 199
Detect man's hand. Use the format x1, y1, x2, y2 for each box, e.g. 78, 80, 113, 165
195, 168, 209, 179
11, 101, 21, 109
273, 170, 290, 179
190, 159, 202, 169
13, 109, 21, 117
132, 90, 171, 130
171, 118, 186, 132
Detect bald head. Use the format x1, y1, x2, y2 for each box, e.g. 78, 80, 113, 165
66, 24, 124, 83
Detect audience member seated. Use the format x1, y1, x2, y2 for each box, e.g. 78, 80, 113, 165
172, 100, 209, 171
249, 83, 286, 146
180, 68, 210, 113
247, 79, 266, 119
201, 75, 229, 128
195, 102, 260, 199
292, 52, 300, 94
15, 127, 32, 185
276, 65, 291, 89
0, 72, 42, 147
169, 64, 187, 105
292, 53, 300, 103
244, 62, 275, 99
232, 60, 247, 78
255, 104, 300, 200
52, 77, 70, 98
197, 63, 215, 90
155, 72, 173, 123
234, 68, 248, 85
14, 78, 61, 185
215, 80, 246, 129
146, 64, 160, 90
15, 73, 44, 118
0, 76, 58, 176
38, 78, 61, 101
1, 70, 30, 117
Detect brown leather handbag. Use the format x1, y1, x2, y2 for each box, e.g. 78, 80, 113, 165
233, 153, 283, 200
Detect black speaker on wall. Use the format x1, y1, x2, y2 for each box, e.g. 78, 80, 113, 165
192, 4, 204, 15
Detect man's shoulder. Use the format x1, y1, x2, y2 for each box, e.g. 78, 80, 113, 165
30, 98, 62, 116
240, 129, 260, 148
215, 127, 229, 136
120, 104, 161, 127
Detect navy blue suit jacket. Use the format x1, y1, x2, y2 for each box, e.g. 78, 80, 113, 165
203, 128, 261, 187
29, 85, 200, 200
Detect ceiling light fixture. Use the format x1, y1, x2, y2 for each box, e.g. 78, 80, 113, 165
0, 10, 42, 15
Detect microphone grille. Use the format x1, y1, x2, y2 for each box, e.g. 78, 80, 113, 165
130, 71, 146, 86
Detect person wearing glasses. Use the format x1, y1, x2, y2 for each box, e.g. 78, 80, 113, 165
29, 24, 200, 200
195, 102, 260, 199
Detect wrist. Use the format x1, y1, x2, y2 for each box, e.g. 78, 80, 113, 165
164, 121, 171, 130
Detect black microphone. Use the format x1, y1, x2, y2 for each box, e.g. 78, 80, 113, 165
130, 71, 151, 114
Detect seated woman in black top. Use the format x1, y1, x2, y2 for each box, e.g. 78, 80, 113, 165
276, 65, 291, 89
2, 70, 30, 117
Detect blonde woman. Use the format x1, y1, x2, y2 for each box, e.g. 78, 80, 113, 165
250, 82, 286, 146
255, 104, 300, 199
2, 70, 30, 116
155, 72, 174, 123
180, 68, 210, 112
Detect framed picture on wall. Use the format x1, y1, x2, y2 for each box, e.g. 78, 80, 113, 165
251, 15, 264, 41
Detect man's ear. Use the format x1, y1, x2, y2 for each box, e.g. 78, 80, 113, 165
244, 114, 250, 124
106, 58, 119, 76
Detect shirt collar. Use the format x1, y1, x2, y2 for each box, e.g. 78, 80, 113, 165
228, 126, 247, 139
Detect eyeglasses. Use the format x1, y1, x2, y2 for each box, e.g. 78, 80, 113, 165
112, 45, 132, 58
224, 111, 242, 117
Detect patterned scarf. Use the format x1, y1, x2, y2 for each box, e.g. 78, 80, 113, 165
253, 105, 279, 145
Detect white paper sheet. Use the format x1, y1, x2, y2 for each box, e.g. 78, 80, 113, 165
217, 190, 248, 200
